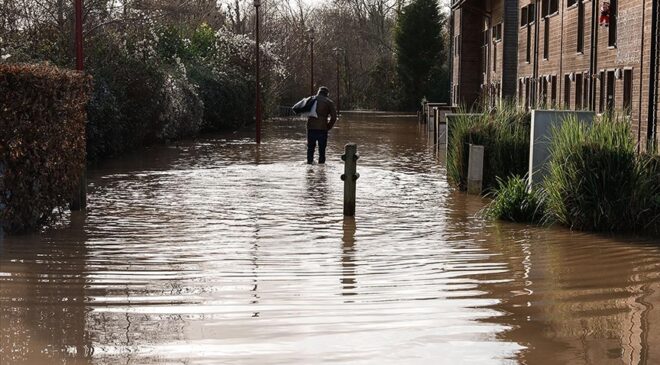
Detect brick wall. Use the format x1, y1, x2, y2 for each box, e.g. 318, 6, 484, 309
451, 5, 484, 107
452, 0, 659, 152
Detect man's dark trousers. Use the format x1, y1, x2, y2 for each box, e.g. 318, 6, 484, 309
307, 129, 328, 164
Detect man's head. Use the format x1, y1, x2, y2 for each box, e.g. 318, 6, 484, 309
317, 86, 330, 97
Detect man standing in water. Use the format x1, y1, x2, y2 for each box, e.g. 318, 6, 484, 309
307, 86, 337, 164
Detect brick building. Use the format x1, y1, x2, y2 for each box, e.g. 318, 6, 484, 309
450, 0, 659, 152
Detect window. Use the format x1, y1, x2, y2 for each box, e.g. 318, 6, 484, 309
606, 70, 615, 112
492, 23, 502, 41
544, 18, 550, 59
623, 69, 632, 114
564, 75, 571, 109
583, 73, 589, 109
599, 71, 606, 113
577, 0, 585, 53
542, 0, 558, 18
525, 77, 531, 109
551, 75, 557, 107
482, 48, 487, 75
519, 79, 524, 103
493, 44, 497, 71
526, 26, 531, 62
567, 0, 577, 7
521, 6, 528, 26
541, 77, 548, 106
575, 73, 583, 109
608, 0, 617, 47
521, 5, 535, 26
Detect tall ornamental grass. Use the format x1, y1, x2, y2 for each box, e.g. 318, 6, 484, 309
543, 115, 660, 234
484, 175, 546, 223
447, 104, 530, 193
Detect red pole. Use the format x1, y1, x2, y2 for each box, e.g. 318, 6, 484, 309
75, 0, 83, 71
71, 0, 86, 211
310, 33, 314, 95
336, 57, 340, 114
255, 2, 261, 144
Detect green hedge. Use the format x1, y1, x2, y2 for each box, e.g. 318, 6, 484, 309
0, 64, 91, 233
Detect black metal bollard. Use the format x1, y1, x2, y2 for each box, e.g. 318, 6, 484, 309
341, 144, 360, 216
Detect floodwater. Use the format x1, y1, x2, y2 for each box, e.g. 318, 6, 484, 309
1, 113, 660, 365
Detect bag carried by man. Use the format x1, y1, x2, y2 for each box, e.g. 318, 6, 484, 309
292, 96, 318, 118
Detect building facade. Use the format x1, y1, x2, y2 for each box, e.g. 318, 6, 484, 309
450, 0, 659, 152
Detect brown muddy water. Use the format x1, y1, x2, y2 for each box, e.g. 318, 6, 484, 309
1, 113, 660, 365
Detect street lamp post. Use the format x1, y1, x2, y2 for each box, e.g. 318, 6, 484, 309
308, 28, 315, 95
71, 0, 86, 211
254, 0, 262, 144
333, 47, 344, 114
75, 0, 83, 71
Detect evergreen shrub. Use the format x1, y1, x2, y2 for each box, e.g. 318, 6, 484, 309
0, 64, 91, 233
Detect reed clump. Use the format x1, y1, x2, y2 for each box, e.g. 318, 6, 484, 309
484, 175, 545, 223
542, 115, 660, 234
447, 103, 530, 193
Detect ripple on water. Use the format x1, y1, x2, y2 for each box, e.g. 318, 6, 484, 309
2, 115, 660, 365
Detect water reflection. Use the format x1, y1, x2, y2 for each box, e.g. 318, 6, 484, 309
0, 212, 92, 365
341, 217, 357, 297
1, 113, 660, 364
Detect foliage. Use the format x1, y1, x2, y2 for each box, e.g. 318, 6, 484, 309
394, 0, 447, 110
484, 175, 546, 223
0, 64, 91, 233
638, 154, 660, 235
188, 64, 254, 132
447, 104, 531, 193
85, 33, 167, 162
158, 70, 205, 140
543, 115, 660, 234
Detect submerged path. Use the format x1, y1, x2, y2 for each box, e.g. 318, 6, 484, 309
1, 113, 660, 364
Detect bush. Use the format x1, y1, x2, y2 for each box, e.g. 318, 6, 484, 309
448, 104, 530, 193
543, 115, 659, 234
484, 175, 546, 223
0, 64, 91, 233
85, 37, 166, 162
158, 70, 204, 140
637, 154, 660, 235
188, 64, 254, 132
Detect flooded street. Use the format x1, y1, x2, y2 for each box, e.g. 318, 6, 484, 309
1, 113, 660, 364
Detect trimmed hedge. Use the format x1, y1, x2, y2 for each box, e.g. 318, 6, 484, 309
0, 64, 91, 233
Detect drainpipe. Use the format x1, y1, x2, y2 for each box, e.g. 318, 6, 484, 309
450, 11, 455, 106
648, 0, 658, 152
559, 0, 565, 108
638, 0, 646, 152
487, 11, 492, 106
589, 0, 599, 110
532, 0, 540, 108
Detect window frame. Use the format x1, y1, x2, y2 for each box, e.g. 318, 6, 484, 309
608, 0, 617, 48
